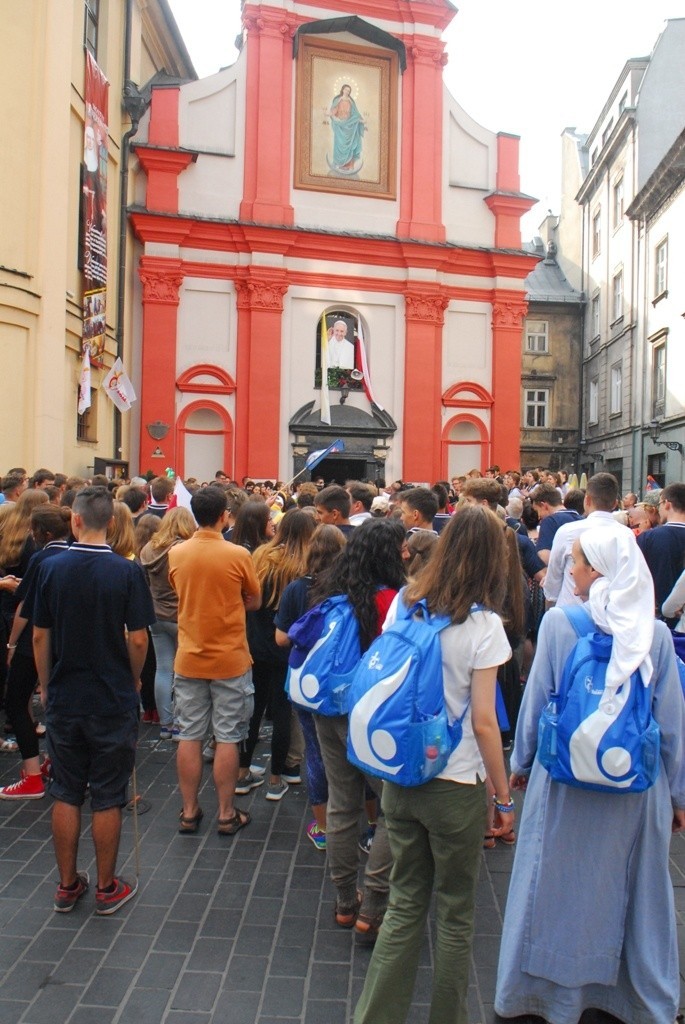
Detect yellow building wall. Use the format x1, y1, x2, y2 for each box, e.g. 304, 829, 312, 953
0, 0, 193, 477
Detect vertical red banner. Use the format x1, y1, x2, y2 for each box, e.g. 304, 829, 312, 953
82, 51, 109, 364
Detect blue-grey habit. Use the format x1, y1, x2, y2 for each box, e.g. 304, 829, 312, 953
495, 609, 685, 1024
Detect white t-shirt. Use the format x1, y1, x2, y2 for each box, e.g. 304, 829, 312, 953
383, 596, 511, 784
544, 511, 632, 606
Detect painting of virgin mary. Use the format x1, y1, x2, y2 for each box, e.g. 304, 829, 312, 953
328, 84, 365, 173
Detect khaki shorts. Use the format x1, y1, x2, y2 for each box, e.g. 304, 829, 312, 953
174, 670, 254, 744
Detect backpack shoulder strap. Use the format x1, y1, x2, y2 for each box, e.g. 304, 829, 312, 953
562, 604, 595, 638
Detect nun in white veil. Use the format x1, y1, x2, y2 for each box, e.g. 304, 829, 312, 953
495, 527, 685, 1024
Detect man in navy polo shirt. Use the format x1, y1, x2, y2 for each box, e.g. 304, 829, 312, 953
531, 483, 580, 565
33, 487, 154, 915
637, 482, 685, 624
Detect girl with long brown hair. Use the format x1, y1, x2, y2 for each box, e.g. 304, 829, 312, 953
238, 509, 316, 801
354, 505, 514, 1024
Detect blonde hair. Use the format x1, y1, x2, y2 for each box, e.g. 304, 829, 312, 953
149, 507, 196, 550
0, 489, 50, 568
107, 501, 136, 558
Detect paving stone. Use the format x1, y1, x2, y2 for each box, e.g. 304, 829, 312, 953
170, 970, 221, 1012
224, 955, 269, 991
0, 730, 682, 1024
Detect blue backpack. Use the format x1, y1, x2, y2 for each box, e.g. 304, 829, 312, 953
537, 605, 660, 793
346, 594, 473, 787
285, 595, 361, 716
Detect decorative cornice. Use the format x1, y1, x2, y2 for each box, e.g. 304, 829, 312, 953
404, 290, 449, 324
139, 258, 184, 305
243, 7, 298, 40
235, 272, 289, 311
492, 301, 526, 328
407, 40, 448, 67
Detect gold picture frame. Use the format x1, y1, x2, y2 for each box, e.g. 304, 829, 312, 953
294, 37, 398, 200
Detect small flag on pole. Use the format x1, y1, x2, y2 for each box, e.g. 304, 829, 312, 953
78, 348, 91, 415
305, 438, 345, 473
102, 357, 136, 413
320, 311, 331, 426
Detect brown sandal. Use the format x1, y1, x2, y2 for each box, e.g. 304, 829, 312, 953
178, 808, 203, 834
334, 889, 362, 928
217, 808, 251, 836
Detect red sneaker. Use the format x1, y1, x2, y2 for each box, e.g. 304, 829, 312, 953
54, 871, 89, 913
40, 756, 52, 781
95, 876, 138, 915
0, 771, 45, 800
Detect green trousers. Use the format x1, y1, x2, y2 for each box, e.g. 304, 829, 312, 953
354, 776, 486, 1024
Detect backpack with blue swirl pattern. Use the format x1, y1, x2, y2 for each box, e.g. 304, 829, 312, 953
286, 595, 361, 716
537, 605, 660, 793
346, 593, 476, 787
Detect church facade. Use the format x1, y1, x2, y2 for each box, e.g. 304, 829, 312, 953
130, 0, 537, 484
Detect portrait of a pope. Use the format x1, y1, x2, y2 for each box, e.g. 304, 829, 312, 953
328, 83, 365, 172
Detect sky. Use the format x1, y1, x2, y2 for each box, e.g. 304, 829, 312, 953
167, 0, 683, 238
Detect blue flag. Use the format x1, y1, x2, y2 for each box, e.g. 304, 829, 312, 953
305, 439, 345, 472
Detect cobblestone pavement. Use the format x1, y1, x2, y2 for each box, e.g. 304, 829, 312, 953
0, 722, 684, 1024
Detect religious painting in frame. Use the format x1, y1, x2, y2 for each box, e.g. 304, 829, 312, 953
294, 37, 398, 200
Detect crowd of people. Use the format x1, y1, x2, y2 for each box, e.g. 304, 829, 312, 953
1, 461, 685, 1021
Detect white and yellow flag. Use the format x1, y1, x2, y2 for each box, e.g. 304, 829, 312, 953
102, 357, 136, 413
77, 348, 91, 415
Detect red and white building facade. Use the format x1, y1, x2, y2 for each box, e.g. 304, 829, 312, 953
130, 0, 536, 483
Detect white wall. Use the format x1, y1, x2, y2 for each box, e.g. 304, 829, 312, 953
442, 92, 496, 247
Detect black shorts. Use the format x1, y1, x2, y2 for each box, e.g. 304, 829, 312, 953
46, 709, 138, 811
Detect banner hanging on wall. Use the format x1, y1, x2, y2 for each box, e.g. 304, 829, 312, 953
82, 52, 109, 365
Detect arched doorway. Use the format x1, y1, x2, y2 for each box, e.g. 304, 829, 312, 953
176, 401, 234, 481
442, 415, 490, 476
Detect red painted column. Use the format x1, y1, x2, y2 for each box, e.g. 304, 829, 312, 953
240, 5, 296, 225
138, 258, 184, 474
484, 134, 536, 249
136, 148, 196, 214
403, 288, 449, 481
148, 87, 180, 147
491, 292, 527, 471
396, 38, 447, 243
234, 268, 289, 480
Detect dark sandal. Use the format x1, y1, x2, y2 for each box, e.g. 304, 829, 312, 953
334, 889, 362, 928
498, 829, 516, 846
178, 808, 203, 834
217, 808, 251, 836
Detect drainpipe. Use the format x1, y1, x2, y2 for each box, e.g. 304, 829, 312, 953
576, 202, 586, 476
113, 0, 148, 460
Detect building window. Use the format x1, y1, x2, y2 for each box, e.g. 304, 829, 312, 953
647, 453, 666, 489
76, 388, 97, 442
525, 320, 548, 353
591, 294, 600, 339
652, 344, 666, 416
619, 91, 628, 114
591, 147, 598, 167
525, 389, 549, 428
589, 377, 599, 424
602, 120, 614, 146
592, 210, 601, 258
613, 177, 624, 226
84, 0, 99, 58
654, 238, 668, 298
612, 269, 623, 322
610, 363, 622, 415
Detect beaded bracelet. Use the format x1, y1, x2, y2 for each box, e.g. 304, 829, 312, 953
493, 797, 515, 814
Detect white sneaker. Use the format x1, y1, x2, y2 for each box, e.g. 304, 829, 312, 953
265, 779, 289, 801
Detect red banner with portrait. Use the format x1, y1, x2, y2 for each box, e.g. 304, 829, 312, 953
82, 52, 109, 364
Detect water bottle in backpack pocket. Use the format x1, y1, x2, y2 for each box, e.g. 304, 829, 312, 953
285, 595, 361, 716
347, 595, 472, 787
537, 606, 660, 793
